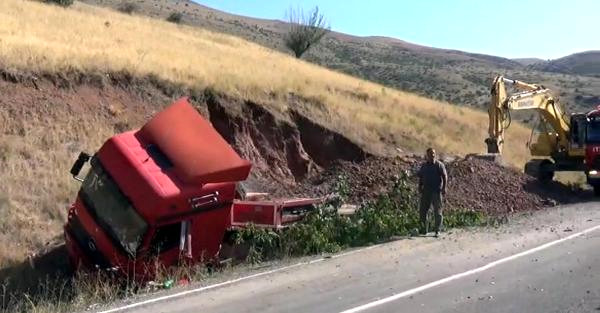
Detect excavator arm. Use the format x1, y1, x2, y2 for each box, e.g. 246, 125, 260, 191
486, 75, 571, 156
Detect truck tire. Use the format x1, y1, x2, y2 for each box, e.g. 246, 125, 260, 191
594, 184, 600, 197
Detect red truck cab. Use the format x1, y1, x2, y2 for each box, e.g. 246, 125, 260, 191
64, 98, 318, 279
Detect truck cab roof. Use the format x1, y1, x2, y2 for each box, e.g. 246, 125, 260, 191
137, 97, 251, 185
94, 98, 251, 223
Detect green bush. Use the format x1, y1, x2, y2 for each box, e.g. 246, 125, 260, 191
118, 2, 139, 14
166, 12, 183, 24
45, 0, 74, 7
234, 173, 485, 263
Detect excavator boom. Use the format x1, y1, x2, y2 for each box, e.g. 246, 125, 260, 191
486, 75, 570, 156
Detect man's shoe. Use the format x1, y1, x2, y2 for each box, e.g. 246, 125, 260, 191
434, 231, 439, 238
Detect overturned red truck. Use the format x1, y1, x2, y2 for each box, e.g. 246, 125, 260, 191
64, 98, 319, 278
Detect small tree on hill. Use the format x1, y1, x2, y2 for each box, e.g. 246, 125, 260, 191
167, 11, 183, 24
118, 2, 139, 15
284, 6, 330, 58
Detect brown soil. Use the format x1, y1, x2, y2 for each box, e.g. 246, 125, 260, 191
202, 91, 368, 194
288, 155, 589, 216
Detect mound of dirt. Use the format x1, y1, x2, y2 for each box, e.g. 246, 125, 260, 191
444, 156, 580, 215
283, 154, 585, 217
200, 92, 586, 216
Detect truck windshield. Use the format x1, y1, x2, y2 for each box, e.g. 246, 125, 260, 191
81, 157, 147, 257
587, 121, 600, 144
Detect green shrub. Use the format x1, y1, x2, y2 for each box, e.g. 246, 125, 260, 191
118, 2, 139, 14
166, 12, 183, 24
45, 0, 74, 7
234, 173, 485, 262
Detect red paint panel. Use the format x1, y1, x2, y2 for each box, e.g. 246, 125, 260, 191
586, 145, 600, 168
138, 97, 251, 184
231, 201, 278, 226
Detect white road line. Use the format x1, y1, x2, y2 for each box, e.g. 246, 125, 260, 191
339, 224, 600, 313
97, 243, 383, 313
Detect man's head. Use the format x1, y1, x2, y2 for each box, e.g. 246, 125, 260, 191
426, 148, 436, 163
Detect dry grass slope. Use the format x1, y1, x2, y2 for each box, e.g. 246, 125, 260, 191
78, 0, 600, 113
0, 0, 532, 266
0, 0, 532, 158
0, 82, 156, 267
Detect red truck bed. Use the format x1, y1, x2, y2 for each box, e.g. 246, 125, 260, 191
230, 198, 322, 229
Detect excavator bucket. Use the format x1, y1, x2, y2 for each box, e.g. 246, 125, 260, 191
467, 153, 503, 165
484, 137, 501, 154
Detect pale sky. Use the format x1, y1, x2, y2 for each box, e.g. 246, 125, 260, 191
193, 0, 599, 60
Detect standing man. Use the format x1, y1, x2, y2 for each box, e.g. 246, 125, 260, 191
417, 148, 448, 237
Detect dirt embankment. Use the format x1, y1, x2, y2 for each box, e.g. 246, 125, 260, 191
0, 67, 591, 298
0, 68, 585, 241
198, 90, 586, 216
202, 91, 368, 194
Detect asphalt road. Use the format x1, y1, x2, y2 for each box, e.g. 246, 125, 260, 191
366, 230, 600, 313
100, 201, 600, 313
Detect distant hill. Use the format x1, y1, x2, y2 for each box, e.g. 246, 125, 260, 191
80, 0, 600, 113
513, 58, 545, 66
529, 51, 600, 77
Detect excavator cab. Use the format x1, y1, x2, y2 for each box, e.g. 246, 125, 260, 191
527, 117, 559, 157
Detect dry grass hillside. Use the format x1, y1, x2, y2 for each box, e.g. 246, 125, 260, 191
0, 0, 533, 267
82, 0, 600, 114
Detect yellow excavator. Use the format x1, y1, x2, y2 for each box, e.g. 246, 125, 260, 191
486, 75, 600, 195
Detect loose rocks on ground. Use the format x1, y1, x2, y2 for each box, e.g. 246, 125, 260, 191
268, 155, 585, 217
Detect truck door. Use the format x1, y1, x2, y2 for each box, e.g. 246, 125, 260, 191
147, 220, 192, 266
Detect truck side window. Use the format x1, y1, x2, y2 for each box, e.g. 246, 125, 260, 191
149, 222, 181, 255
